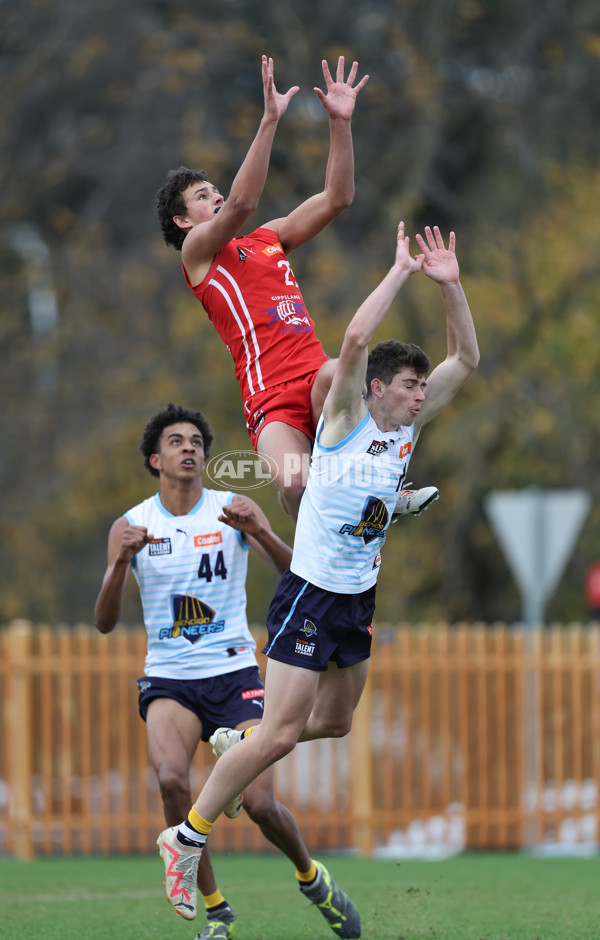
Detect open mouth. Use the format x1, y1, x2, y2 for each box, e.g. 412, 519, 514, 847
214, 206, 221, 214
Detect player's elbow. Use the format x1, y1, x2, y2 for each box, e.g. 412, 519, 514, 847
228, 191, 260, 218
328, 188, 354, 216
343, 323, 369, 352
93, 609, 117, 634
94, 622, 113, 635
461, 346, 480, 374
94, 621, 115, 635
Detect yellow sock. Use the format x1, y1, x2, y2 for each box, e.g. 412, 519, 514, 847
188, 806, 214, 835
241, 725, 256, 740
295, 860, 317, 883
204, 889, 225, 910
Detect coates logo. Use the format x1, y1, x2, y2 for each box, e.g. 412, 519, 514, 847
399, 442, 412, 458
263, 242, 284, 256
206, 450, 278, 490
194, 532, 222, 548
241, 688, 265, 700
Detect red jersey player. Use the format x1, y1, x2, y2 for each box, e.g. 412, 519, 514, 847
157, 55, 367, 519
157, 55, 439, 523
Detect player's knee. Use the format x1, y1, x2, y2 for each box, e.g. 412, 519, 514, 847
156, 766, 191, 802
242, 788, 276, 824
329, 722, 352, 738
316, 715, 353, 739
262, 730, 297, 762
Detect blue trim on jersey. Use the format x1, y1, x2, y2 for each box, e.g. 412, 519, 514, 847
314, 410, 371, 454
153, 491, 205, 517
264, 578, 310, 655
316, 412, 416, 453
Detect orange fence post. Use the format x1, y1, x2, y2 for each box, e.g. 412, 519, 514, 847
5, 620, 34, 860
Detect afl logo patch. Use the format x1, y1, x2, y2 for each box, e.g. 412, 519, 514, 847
367, 440, 388, 456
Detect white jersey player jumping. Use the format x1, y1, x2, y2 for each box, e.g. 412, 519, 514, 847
156, 223, 479, 931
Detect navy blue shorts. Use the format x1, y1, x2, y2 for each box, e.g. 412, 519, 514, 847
263, 569, 375, 672
136, 665, 265, 740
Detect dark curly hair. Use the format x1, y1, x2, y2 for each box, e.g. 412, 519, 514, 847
140, 403, 214, 477
156, 166, 208, 251
366, 340, 431, 396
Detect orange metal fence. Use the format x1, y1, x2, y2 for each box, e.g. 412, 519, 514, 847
1, 619, 599, 859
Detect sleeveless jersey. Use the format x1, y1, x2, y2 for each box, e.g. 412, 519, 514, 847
290, 412, 414, 593
125, 489, 257, 679
184, 227, 329, 404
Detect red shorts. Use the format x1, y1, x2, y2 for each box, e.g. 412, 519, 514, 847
244, 371, 321, 451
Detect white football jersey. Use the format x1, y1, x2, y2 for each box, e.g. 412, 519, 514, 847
290, 412, 414, 593
125, 489, 257, 679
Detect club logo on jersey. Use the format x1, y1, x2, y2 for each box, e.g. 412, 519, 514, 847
295, 639, 315, 657
339, 496, 389, 544
237, 248, 247, 262
159, 594, 225, 644
300, 620, 317, 637
194, 532, 222, 548
137, 679, 152, 692
373, 551, 382, 569
264, 300, 311, 333
262, 242, 284, 256
367, 440, 388, 456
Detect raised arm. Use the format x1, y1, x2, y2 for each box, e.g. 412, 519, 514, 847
266, 56, 369, 253
219, 495, 292, 573
412, 227, 480, 436
319, 223, 423, 446
94, 518, 153, 634
180, 56, 300, 283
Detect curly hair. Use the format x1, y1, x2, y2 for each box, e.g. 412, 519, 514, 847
156, 166, 208, 250
366, 340, 431, 396
140, 403, 214, 477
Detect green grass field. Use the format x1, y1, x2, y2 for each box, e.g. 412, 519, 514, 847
2, 852, 600, 939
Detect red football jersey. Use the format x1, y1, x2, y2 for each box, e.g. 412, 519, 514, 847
184, 227, 329, 404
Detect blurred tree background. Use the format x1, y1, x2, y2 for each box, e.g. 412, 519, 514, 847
1, 0, 599, 628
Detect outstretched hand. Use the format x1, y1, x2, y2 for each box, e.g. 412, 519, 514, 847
262, 54, 300, 123
314, 56, 369, 121
394, 221, 425, 275
416, 227, 460, 285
